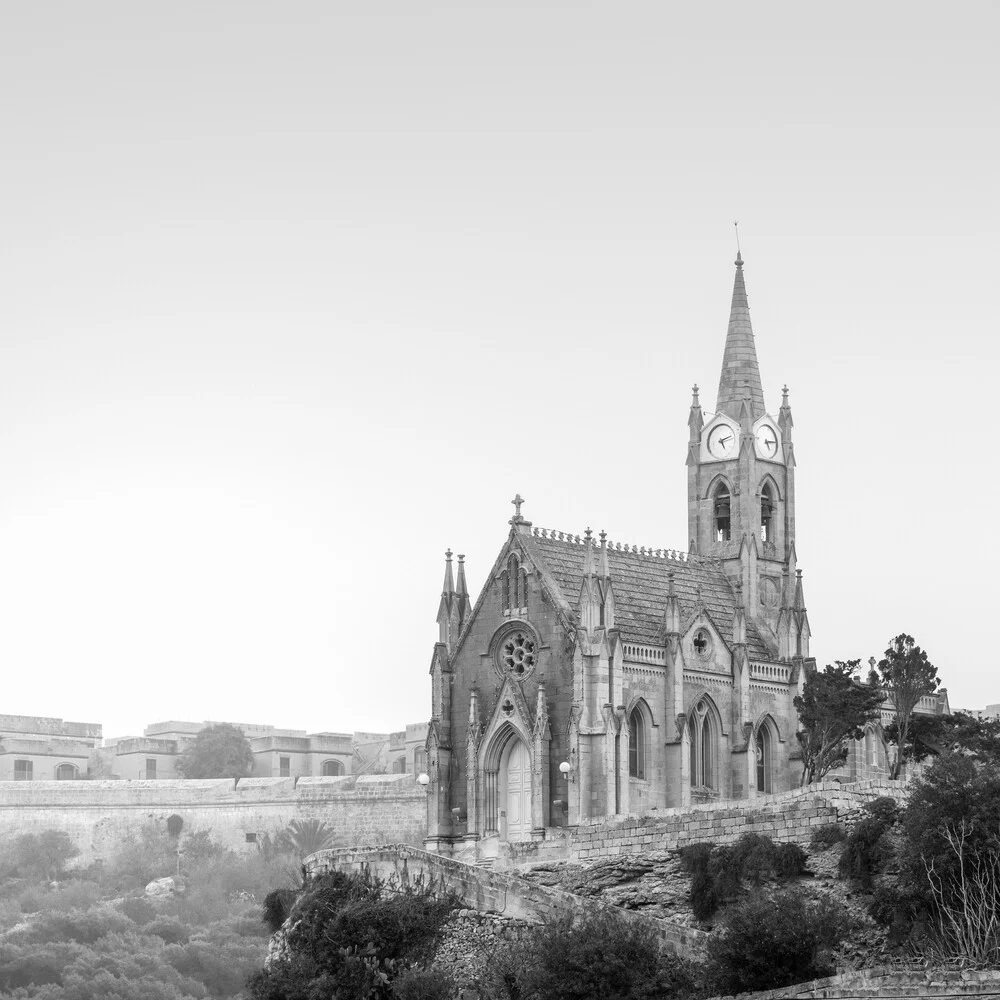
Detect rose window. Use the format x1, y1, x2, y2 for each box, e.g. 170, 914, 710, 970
499, 630, 536, 678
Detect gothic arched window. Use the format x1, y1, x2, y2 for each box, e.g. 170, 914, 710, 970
760, 483, 774, 543
713, 485, 731, 543
503, 554, 528, 614
688, 699, 717, 790
755, 726, 772, 793
628, 707, 646, 779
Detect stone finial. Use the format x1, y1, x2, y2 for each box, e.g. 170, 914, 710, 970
691, 384, 700, 405
510, 494, 525, 519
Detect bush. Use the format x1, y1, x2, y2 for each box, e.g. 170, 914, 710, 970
250, 870, 456, 1000
810, 823, 846, 848
0, 830, 80, 882
262, 887, 298, 933
706, 889, 850, 995
839, 817, 891, 889
897, 753, 1000, 911
689, 869, 718, 922
863, 796, 901, 828
774, 842, 809, 877
680, 834, 807, 920
118, 895, 157, 925
480, 908, 696, 1000
391, 967, 455, 1000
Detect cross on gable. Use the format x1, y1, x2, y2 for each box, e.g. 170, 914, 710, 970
511, 493, 524, 518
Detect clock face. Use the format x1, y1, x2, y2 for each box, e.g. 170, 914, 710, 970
706, 423, 737, 459
755, 424, 780, 459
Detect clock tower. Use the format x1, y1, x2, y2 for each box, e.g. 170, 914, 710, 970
686, 252, 806, 657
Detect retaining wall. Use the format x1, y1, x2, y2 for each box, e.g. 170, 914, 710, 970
709, 967, 1000, 999
0, 774, 425, 863
498, 779, 910, 865
305, 844, 708, 959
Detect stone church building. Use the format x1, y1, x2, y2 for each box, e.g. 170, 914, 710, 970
425, 254, 815, 855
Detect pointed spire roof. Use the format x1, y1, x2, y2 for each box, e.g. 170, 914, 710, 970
716, 252, 766, 422
455, 554, 470, 623
441, 549, 455, 597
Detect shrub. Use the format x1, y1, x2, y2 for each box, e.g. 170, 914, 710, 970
251, 870, 456, 1000
680, 834, 806, 920
516, 909, 696, 1000
838, 812, 891, 889
863, 796, 901, 828
262, 887, 298, 933
118, 895, 157, 925
897, 753, 1000, 911
706, 889, 850, 995
810, 823, 846, 848
0, 830, 80, 882
146, 914, 190, 943
774, 841, 809, 877
689, 869, 718, 922
391, 967, 455, 1000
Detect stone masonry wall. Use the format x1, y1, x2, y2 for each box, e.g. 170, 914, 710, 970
0, 774, 425, 863
498, 778, 910, 865
305, 844, 708, 959
708, 967, 1000, 999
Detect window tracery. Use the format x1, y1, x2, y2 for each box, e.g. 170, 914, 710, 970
688, 698, 717, 790
493, 622, 539, 680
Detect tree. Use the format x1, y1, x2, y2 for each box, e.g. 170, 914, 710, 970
870, 635, 940, 779
705, 889, 849, 995
794, 660, 884, 785
885, 711, 1000, 768
271, 819, 340, 858
176, 724, 254, 779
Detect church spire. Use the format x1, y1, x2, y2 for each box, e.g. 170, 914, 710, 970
716, 252, 765, 422
455, 554, 470, 627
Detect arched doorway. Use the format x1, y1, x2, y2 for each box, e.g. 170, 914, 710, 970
500, 737, 532, 841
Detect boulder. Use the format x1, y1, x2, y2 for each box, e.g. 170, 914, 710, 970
144, 876, 175, 898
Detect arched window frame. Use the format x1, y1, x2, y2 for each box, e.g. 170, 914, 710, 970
712, 483, 732, 543
755, 725, 772, 793
760, 482, 774, 543
502, 554, 528, 615
321, 759, 344, 776
688, 697, 720, 790
55, 762, 79, 780
627, 700, 652, 780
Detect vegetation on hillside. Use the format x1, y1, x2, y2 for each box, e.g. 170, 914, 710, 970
0, 822, 305, 999
247, 868, 456, 1000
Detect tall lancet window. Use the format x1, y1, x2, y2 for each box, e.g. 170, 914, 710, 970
502, 554, 527, 615
760, 483, 774, 543
713, 486, 731, 543
688, 698, 717, 790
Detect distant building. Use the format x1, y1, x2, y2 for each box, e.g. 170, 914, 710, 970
0, 715, 102, 781
95, 719, 428, 780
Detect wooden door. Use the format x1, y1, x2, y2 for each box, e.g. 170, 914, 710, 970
505, 739, 532, 839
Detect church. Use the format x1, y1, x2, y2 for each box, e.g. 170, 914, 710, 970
424, 253, 815, 856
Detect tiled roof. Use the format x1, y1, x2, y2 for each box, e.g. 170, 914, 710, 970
528, 529, 773, 660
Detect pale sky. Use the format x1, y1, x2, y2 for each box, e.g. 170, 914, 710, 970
0, 2, 996, 741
